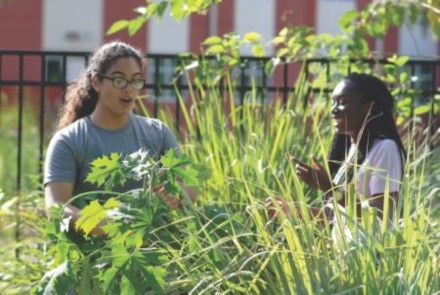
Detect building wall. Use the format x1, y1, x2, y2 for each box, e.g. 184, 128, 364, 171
399, 22, 438, 58
148, 11, 189, 54
1, 0, 438, 57
42, 0, 103, 51
316, 0, 355, 35
235, 0, 275, 55
0, 0, 42, 50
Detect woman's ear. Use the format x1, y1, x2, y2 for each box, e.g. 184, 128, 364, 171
91, 75, 101, 93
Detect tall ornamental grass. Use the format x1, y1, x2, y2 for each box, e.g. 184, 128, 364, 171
146, 59, 439, 294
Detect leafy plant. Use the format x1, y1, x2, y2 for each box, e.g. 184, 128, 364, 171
33, 149, 206, 294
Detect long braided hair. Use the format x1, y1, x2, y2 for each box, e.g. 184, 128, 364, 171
57, 42, 143, 130
328, 73, 406, 182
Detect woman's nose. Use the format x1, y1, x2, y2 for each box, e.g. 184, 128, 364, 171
331, 104, 339, 115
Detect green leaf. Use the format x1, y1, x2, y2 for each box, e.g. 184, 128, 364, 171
252, 43, 265, 57
75, 198, 119, 236
86, 153, 121, 187
204, 36, 223, 45
396, 56, 409, 67
391, 6, 405, 26
106, 20, 130, 35
244, 32, 261, 42
414, 104, 431, 116
99, 248, 167, 294
156, 2, 169, 19
75, 201, 106, 236
276, 48, 289, 58
207, 44, 225, 54
399, 72, 409, 83
265, 57, 280, 76
145, 3, 158, 18
171, 0, 186, 19
160, 149, 191, 169
128, 16, 146, 36
173, 166, 199, 186
338, 10, 359, 31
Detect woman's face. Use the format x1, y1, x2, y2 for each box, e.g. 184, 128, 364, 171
331, 80, 371, 138
93, 57, 143, 118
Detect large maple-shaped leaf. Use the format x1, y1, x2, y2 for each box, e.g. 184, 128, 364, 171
160, 149, 191, 168
75, 198, 120, 236
86, 153, 121, 188
99, 246, 167, 294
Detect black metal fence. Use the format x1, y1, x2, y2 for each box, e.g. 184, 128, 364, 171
0, 50, 439, 193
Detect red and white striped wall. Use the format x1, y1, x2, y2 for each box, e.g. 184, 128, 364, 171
0, 0, 439, 80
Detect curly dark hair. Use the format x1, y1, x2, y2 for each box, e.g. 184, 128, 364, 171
57, 41, 144, 130
328, 73, 406, 181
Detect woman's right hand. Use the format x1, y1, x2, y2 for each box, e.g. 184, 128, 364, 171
292, 157, 332, 192
153, 183, 181, 210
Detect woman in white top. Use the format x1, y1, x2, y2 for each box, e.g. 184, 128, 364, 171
271, 73, 406, 232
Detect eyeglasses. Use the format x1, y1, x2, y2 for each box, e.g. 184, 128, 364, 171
100, 76, 145, 90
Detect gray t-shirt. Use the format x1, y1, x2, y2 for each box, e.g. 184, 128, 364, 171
44, 114, 180, 197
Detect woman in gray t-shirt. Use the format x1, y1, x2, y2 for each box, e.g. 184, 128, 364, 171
44, 42, 193, 235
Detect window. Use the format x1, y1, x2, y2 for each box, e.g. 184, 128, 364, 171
45, 55, 63, 83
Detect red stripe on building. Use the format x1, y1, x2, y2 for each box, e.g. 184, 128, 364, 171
357, 0, 375, 52
276, 0, 316, 28
274, 0, 316, 94
189, 13, 210, 53
0, 0, 42, 50
383, 27, 398, 57
103, 1, 147, 52
217, 0, 234, 36
0, 0, 42, 81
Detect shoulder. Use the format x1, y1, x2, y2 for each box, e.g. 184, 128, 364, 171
370, 138, 399, 154
366, 138, 403, 168
131, 114, 171, 132
49, 117, 90, 147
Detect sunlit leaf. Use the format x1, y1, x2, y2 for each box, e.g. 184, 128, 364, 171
106, 20, 130, 35
414, 104, 431, 116
128, 16, 146, 36
244, 32, 261, 42
203, 36, 223, 45
86, 153, 121, 188
207, 44, 225, 54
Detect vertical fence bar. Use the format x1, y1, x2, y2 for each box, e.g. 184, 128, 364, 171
15, 53, 24, 258
303, 60, 309, 110
16, 54, 24, 192
61, 54, 67, 92
283, 61, 288, 105
38, 53, 46, 180
0, 54, 2, 134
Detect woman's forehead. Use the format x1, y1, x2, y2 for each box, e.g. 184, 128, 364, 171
106, 57, 141, 75
332, 80, 358, 97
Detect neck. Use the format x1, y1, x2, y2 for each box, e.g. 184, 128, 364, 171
90, 110, 130, 130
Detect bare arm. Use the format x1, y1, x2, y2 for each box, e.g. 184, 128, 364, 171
45, 182, 106, 235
